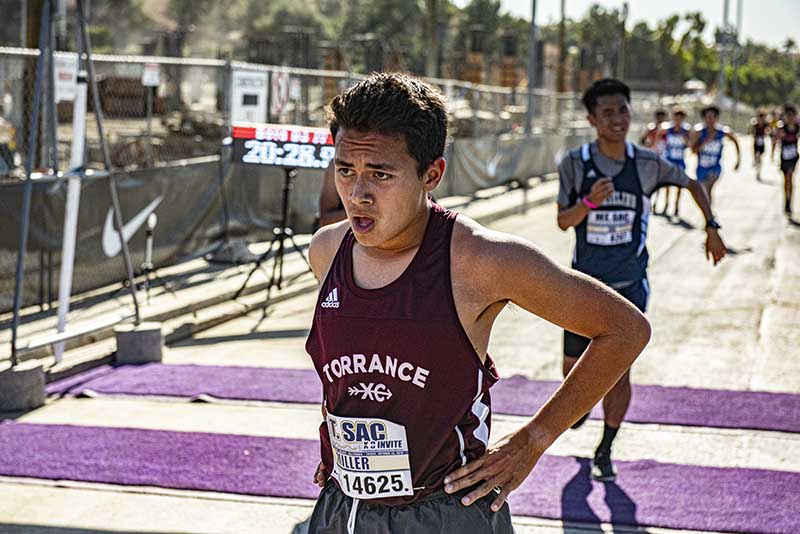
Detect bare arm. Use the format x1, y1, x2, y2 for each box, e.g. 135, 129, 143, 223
689, 129, 702, 153
445, 231, 650, 511
556, 177, 615, 231
685, 179, 727, 264
726, 131, 741, 169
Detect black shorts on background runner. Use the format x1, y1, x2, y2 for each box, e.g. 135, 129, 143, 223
308, 481, 514, 534
564, 279, 650, 358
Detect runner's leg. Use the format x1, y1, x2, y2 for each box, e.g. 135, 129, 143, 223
563, 333, 591, 429
754, 145, 763, 181
784, 164, 796, 216
601, 371, 631, 428
704, 173, 720, 206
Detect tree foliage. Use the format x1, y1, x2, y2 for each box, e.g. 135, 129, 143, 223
8, 0, 795, 107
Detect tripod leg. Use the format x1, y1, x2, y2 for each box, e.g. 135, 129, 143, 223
269, 235, 283, 291
260, 240, 282, 318
234, 239, 276, 299
151, 272, 177, 297
287, 234, 313, 273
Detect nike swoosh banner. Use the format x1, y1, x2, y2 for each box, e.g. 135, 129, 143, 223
0, 160, 326, 312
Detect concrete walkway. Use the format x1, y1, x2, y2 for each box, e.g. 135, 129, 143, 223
2, 139, 799, 533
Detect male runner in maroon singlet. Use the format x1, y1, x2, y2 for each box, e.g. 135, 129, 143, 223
749, 111, 770, 181
305, 73, 651, 533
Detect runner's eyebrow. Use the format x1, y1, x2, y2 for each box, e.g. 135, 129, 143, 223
334, 159, 398, 171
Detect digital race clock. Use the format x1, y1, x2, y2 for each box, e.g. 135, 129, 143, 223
232, 123, 335, 169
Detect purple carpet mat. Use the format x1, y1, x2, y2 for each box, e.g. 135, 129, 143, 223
1, 422, 798, 534
47, 363, 800, 433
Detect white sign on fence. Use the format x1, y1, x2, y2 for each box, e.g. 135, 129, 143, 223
141, 63, 161, 87
54, 53, 79, 103
231, 68, 268, 123
289, 78, 302, 101
270, 72, 290, 117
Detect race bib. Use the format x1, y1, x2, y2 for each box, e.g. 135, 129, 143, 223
668, 146, 684, 160
327, 413, 414, 500
587, 210, 634, 246
755, 136, 765, 147
699, 140, 722, 168
782, 144, 798, 160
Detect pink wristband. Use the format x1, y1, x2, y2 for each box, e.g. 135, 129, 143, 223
581, 196, 599, 209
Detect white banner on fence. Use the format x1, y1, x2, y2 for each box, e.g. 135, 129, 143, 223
270, 71, 290, 117
54, 52, 79, 103
231, 68, 268, 123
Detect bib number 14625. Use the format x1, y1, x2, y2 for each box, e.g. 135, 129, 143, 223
341, 472, 406, 496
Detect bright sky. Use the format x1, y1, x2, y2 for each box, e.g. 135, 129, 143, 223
453, 0, 800, 49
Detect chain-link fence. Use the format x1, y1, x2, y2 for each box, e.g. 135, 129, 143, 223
0, 46, 594, 179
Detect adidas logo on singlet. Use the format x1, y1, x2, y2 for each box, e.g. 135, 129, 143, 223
321, 288, 340, 309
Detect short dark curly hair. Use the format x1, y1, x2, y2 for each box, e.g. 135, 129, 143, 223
581, 78, 631, 114
326, 73, 448, 176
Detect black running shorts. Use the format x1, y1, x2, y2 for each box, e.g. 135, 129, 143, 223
308, 480, 515, 533
564, 278, 650, 358
781, 157, 798, 174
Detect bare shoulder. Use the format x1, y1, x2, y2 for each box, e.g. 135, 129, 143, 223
451, 214, 559, 305
309, 220, 349, 280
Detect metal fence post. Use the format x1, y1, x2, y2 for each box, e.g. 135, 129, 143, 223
11, 0, 52, 366
76, 0, 140, 324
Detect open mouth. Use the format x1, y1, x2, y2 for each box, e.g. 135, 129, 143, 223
352, 216, 375, 233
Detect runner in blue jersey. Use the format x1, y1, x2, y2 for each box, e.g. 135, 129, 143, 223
690, 105, 741, 206
656, 107, 691, 216
557, 79, 727, 482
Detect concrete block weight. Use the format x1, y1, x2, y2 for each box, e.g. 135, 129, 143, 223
0, 363, 45, 412
114, 322, 164, 364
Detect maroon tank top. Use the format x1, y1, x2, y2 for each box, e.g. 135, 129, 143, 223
305, 202, 499, 506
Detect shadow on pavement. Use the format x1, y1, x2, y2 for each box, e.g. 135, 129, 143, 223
0, 526, 216, 534
0, 409, 29, 422
291, 518, 310, 534
667, 217, 694, 230
724, 245, 754, 255
561, 457, 649, 534
172, 328, 310, 346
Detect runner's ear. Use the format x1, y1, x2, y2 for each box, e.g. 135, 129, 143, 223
422, 157, 445, 192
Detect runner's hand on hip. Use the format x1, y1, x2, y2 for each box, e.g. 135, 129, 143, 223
313, 462, 330, 487
587, 178, 615, 206
443, 425, 544, 512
